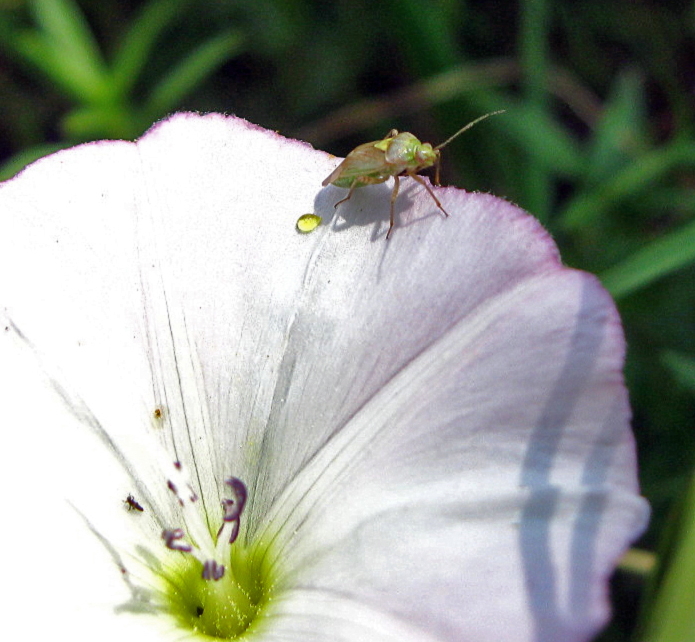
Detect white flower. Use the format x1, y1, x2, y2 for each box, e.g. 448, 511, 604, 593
0, 113, 648, 642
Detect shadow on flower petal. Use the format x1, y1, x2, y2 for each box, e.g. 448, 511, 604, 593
581, 397, 630, 487
71, 503, 163, 616
569, 490, 608, 617
518, 488, 562, 633
317, 177, 461, 242
568, 395, 648, 620
520, 278, 608, 487
518, 277, 647, 639
316, 182, 399, 239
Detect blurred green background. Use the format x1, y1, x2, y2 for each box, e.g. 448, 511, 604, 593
1, 1, 694, 640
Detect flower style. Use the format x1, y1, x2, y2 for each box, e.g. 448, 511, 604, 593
0, 113, 648, 642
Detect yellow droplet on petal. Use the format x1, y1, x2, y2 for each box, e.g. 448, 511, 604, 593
296, 213, 322, 233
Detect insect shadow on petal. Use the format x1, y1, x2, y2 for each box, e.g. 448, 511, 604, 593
322, 111, 505, 239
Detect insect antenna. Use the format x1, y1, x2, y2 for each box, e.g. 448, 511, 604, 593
434, 110, 506, 151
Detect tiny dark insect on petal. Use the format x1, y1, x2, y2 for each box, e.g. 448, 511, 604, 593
124, 494, 144, 512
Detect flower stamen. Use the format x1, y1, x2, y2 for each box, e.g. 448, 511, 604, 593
161, 463, 248, 582
163, 528, 193, 552
202, 560, 225, 581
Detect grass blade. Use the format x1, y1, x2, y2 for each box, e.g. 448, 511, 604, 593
600, 218, 695, 299
29, 0, 110, 101
142, 30, 245, 122
111, 0, 189, 95
560, 140, 695, 231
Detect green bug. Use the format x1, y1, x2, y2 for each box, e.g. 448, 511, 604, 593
322, 110, 504, 238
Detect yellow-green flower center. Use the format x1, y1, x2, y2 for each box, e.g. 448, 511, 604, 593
165, 540, 275, 639
143, 467, 278, 639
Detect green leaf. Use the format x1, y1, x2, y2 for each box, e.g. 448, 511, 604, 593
660, 351, 695, 392
518, 0, 553, 221
636, 187, 695, 215
60, 103, 143, 140
585, 68, 647, 185
29, 0, 111, 102
0, 24, 96, 101
111, 0, 190, 95
468, 94, 584, 178
506, 102, 585, 177
559, 140, 695, 231
638, 469, 695, 642
520, 0, 551, 106
142, 30, 245, 123
599, 218, 695, 299
387, 0, 460, 72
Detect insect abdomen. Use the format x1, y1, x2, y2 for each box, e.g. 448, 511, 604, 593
332, 165, 395, 189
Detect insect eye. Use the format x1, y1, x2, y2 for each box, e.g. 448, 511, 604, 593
417, 146, 435, 163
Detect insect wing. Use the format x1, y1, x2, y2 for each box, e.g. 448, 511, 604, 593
322, 160, 348, 187
322, 141, 392, 188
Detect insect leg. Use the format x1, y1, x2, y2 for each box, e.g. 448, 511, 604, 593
410, 173, 449, 218
333, 180, 359, 209
387, 175, 400, 239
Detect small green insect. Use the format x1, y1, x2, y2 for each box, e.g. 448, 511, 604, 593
322, 110, 505, 238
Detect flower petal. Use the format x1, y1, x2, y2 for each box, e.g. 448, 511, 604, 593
0, 113, 648, 641
258, 270, 647, 642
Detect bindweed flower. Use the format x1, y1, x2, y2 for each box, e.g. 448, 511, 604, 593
0, 113, 648, 642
